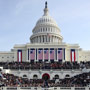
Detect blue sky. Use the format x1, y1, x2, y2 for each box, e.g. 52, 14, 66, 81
0, 0, 90, 51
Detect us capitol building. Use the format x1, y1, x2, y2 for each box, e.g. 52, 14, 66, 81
0, 2, 90, 63
0, 2, 90, 90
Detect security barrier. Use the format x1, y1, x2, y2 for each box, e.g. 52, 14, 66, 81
1, 87, 90, 90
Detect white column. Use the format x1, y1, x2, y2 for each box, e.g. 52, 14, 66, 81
36, 36, 38, 43
50, 36, 52, 42
35, 48, 36, 62
38, 36, 39, 43
54, 36, 56, 42
56, 37, 58, 42
62, 48, 64, 61
35, 37, 37, 43
39, 36, 40, 43
42, 36, 44, 42
29, 48, 31, 61
57, 48, 58, 61
41, 36, 43, 43
57, 37, 59, 43
33, 37, 35, 43
34, 38, 35, 43
27, 48, 29, 62
45, 35, 47, 42
43, 48, 44, 62
54, 48, 55, 62
38, 36, 40, 43
43, 35, 44, 42
37, 48, 38, 62
76, 49, 78, 62
52, 36, 53, 42
53, 36, 54, 42
50, 36, 51, 42
49, 48, 50, 62
44, 35, 46, 42
51, 36, 53, 42
47, 35, 49, 42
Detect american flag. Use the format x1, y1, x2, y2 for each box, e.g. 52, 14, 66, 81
50, 49, 54, 60
44, 49, 49, 60
17, 50, 22, 63
30, 49, 35, 60
38, 49, 43, 60
58, 49, 63, 60
71, 49, 76, 62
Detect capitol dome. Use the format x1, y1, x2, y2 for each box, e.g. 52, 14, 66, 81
36, 14, 58, 27
30, 2, 63, 44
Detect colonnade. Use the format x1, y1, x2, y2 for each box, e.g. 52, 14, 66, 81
31, 35, 61, 43
27, 48, 65, 62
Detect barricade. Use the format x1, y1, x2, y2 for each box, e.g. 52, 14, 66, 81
1, 87, 90, 90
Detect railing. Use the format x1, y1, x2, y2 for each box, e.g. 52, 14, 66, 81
0, 87, 90, 90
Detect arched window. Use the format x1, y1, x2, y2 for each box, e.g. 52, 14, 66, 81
23, 74, 27, 78
41, 28, 42, 32
46, 19, 47, 22
51, 28, 52, 32
43, 28, 45, 32
40, 36, 41, 43
43, 36, 44, 42
48, 19, 49, 22
48, 28, 50, 32
33, 74, 38, 79
65, 74, 70, 78
46, 28, 47, 31
54, 75, 59, 79
44, 19, 45, 22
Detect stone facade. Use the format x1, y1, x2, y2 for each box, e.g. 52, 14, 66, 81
0, 2, 90, 63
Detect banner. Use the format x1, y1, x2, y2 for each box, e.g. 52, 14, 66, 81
71, 49, 76, 62
50, 48, 54, 60
38, 49, 43, 60
58, 48, 63, 60
30, 49, 35, 60
17, 50, 22, 63
44, 49, 49, 60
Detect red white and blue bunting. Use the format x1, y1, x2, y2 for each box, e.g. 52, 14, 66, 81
71, 49, 76, 62
17, 50, 22, 63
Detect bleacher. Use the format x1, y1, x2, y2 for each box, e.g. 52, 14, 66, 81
0, 61, 90, 70
0, 61, 90, 90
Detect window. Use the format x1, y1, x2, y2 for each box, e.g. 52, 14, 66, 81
43, 36, 44, 42
33, 75, 38, 79
41, 28, 42, 32
43, 28, 44, 32
54, 75, 59, 79
51, 28, 52, 32
46, 28, 47, 31
23, 75, 27, 78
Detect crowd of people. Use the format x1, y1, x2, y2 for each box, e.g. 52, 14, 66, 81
0, 72, 90, 87
0, 61, 90, 87
0, 61, 90, 70
60, 72, 90, 87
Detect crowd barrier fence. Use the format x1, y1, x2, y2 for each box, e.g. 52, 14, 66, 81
0, 87, 90, 90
